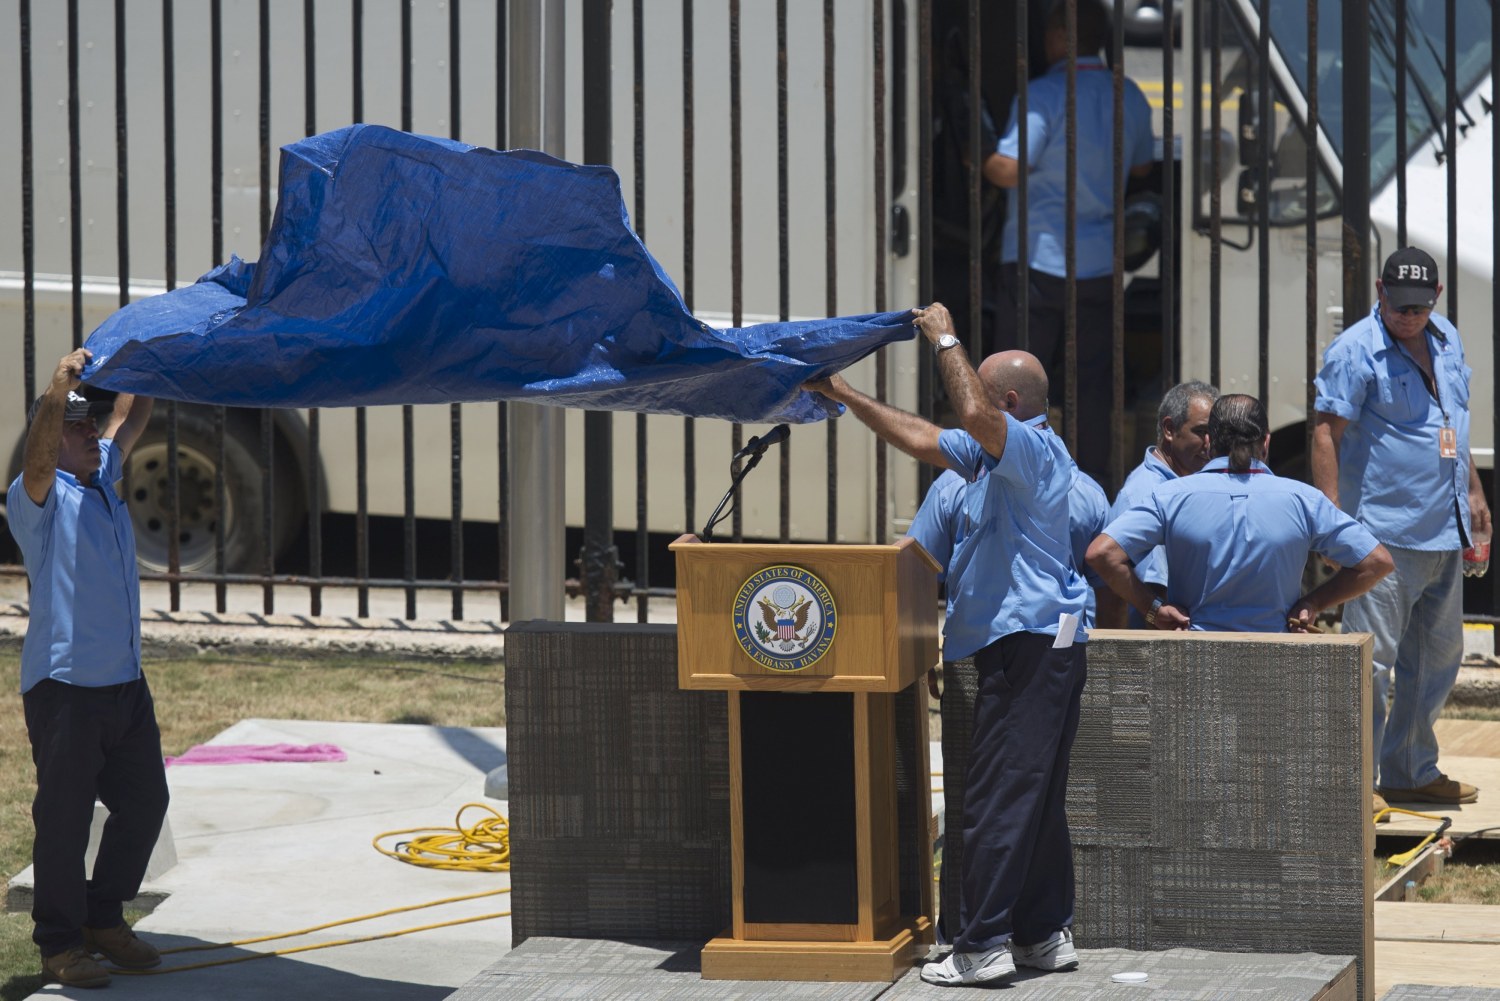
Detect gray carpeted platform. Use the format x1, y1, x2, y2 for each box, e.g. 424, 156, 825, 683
445, 937, 1356, 1000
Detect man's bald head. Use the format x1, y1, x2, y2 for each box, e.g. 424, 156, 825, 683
976, 350, 1050, 420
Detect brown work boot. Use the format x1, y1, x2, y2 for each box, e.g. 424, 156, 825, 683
84, 922, 162, 969
1379, 774, 1479, 805
1373, 792, 1391, 824
42, 946, 111, 987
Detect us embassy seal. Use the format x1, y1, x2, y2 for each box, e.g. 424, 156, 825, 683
732, 565, 837, 672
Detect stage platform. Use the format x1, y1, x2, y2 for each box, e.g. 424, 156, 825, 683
1382, 721, 1500, 840
447, 937, 1355, 1001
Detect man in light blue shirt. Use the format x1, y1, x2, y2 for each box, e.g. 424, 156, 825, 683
1088, 394, 1393, 633
1312, 247, 1493, 807
7, 349, 167, 988
809, 305, 1089, 987
1107, 380, 1218, 627
983, 0, 1154, 481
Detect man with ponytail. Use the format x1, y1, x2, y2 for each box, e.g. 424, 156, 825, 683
1086, 394, 1393, 635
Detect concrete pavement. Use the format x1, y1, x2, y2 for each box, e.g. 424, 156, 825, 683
21, 718, 513, 1000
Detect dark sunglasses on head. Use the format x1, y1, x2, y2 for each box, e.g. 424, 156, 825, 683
1393, 304, 1431, 316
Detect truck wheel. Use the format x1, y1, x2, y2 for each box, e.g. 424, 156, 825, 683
122, 408, 268, 574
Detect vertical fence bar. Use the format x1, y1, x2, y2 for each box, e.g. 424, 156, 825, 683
681, 0, 696, 539
777, 0, 791, 545
1208, 0, 1221, 388
582, 0, 616, 622
401, 0, 417, 620
872, 0, 888, 544
1492, 0, 1500, 616
449, 0, 464, 620
825, 0, 839, 543
967, 0, 982, 365
1304, 0, 1318, 469
67, 0, 81, 350
496, 1, 509, 621
1443, 0, 1457, 325
1157, 0, 1174, 385
306, 0, 323, 618
1255, 0, 1269, 405
729, 0, 744, 543
20, 0, 35, 421
162, 0, 182, 612
634, 0, 650, 620
1110, 0, 1125, 492
114, 0, 129, 312
1015, 0, 1028, 352
211, 0, 227, 612
352, 0, 369, 618
916, 0, 934, 495
1395, 0, 1407, 247
1062, 0, 1077, 459
1342, 0, 1372, 319
259, 0, 276, 616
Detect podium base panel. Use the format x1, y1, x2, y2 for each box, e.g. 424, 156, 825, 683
700, 918, 932, 982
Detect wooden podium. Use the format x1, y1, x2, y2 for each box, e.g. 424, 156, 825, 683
670, 534, 941, 982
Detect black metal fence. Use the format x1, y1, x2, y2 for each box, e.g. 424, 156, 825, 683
3, 0, 1495, 621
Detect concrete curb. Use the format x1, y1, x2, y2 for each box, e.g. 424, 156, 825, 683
0, 604, 507, 663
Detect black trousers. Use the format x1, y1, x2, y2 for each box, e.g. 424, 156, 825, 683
953, 632, 1086, 953
22, 677, 169, 957
994, 263, 1114, 482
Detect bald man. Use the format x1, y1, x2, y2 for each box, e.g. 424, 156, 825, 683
808, 305, 1090, 986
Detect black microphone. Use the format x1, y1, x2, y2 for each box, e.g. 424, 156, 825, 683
731, 423, 791, 461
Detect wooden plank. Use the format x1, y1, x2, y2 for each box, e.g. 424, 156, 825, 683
700, 920, 929, 982
1433, 719, 1500, 759
1376, 902, 1500, 944
728, 692, 745, 940
1374, 941, 1500, 997
1311, 962, 1358, 1001
1381, 756, 1500, 838
1374, 844, 1444, 903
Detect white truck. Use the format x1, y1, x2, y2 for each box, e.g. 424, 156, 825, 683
1180, 0, 1494, 481
0, 0, 923, 576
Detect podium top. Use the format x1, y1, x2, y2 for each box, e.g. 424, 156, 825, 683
670, 535, 941, 692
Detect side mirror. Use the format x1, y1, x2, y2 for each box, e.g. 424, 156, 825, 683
1236, 168, 1260, 217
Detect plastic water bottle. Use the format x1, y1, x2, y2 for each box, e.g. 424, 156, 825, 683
1463, 532, 1491, 578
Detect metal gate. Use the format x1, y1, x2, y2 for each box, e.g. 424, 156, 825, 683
2, 0, 1495, 621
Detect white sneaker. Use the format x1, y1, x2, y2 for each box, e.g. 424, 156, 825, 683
919, 947, 1017, 986
1011, 928, 1079, 971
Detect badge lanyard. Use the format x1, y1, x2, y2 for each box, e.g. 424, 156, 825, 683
1382, 312, 1456, 460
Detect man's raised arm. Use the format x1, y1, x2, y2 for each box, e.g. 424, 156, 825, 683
21, 349, 91, 505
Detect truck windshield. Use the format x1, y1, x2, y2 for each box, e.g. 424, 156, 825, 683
1261, 0, 1492, 190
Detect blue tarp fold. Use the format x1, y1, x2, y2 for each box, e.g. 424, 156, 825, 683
82, 125, 913, 423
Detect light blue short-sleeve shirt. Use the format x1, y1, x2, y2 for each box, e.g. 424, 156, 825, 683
907, 464, 1107, 632
7, 439, 143, 693
1109, 446, 1177, 588
1101, 457, 1380, 633
997, 57, 1155, 279
935, 415, 1091, 658
1314, 304, 1472, 550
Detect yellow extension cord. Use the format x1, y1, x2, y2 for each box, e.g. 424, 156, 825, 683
1375, 805, 1452, 867
116, 803, 512, 976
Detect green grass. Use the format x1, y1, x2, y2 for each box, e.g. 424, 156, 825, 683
0, 651, 504, 997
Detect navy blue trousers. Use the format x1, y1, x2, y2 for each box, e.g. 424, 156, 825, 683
953, 631, 1086, 953
22, 677, 169, 957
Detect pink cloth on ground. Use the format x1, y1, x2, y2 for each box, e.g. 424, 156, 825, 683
164, 743, 347, 766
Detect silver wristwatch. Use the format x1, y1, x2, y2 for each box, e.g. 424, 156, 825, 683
1145, 598, 1164, 626
934, 333, 960, 354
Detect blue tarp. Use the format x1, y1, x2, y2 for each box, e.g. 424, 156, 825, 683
82, 125, 913, 423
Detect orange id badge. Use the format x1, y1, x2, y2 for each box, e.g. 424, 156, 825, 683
1439, 426, 1458, 459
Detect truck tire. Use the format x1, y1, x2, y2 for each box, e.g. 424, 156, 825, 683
121, 408, 271, 574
